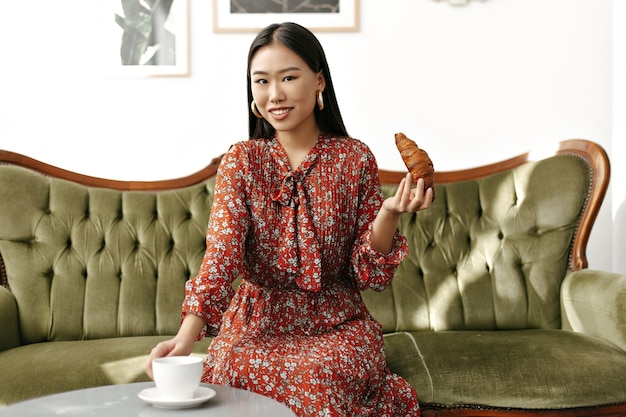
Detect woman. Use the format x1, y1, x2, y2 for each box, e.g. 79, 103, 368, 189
146, 22, 433, 416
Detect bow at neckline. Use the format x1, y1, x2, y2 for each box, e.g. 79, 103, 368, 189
270, 140, 323, 292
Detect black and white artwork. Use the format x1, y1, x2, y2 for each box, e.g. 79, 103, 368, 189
103, 0, 189, 77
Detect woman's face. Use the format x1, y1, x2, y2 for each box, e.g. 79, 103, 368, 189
250, 43, 325, 138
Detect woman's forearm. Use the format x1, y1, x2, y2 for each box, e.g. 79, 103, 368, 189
177, 314, 207, 345
370, 207, 401, 255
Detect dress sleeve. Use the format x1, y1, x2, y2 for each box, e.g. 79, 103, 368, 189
181, 144, 250, 339
349, 147, 408, 292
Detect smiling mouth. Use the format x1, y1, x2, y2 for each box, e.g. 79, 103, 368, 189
270, 107, 292, 116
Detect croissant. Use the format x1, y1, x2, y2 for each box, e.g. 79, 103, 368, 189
395, 132, 436, 201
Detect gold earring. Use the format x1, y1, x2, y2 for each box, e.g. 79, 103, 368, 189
251, 101, 263, 118
317, 91, 324, 111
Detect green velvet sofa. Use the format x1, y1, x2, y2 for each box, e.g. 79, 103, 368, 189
1, 139, 625, 416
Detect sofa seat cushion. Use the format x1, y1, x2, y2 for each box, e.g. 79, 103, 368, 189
0, 336, 209, 406
384, 329, 626, 410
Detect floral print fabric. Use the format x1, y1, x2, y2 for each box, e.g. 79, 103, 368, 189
183, 136, 420, 416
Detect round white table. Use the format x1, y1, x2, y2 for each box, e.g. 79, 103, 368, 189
0, 382, 297, 416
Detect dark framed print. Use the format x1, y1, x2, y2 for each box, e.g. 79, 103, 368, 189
212, 0, 359, 33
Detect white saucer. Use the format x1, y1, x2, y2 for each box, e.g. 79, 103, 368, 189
138, 386, 216, 409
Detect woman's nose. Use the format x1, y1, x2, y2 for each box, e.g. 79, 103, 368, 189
269, 82, 284, 103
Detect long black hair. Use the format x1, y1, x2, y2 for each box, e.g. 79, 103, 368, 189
247, 22, 348, 139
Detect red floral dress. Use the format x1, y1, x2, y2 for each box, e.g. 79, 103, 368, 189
183, 136, 420, 417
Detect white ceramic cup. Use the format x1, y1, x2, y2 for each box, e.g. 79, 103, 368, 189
152, 356, 203, 400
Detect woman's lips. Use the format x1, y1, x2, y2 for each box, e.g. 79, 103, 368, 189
269, 107, 292, 120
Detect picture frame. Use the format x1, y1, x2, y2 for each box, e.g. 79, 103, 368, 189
212, 0, 359, 33
102, 0, 190, 77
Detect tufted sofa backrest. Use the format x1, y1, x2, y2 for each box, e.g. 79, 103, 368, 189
363, 140, 609, 333
0, 155, 217, 344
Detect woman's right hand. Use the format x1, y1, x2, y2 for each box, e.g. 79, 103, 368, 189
144, 336, 194, 380
144, 314, 206, 380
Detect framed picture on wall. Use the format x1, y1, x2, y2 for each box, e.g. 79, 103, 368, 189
212, 0, 359, 33
102, 0, 190, 77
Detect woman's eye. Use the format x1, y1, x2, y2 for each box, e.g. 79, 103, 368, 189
283, 75, 296, 82
254, 79, 267, 84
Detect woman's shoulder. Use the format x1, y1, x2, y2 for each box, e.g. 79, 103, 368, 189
320, 135, 376, 160
226, 138, 268, 153
215, 140, 264, 176
222, 138, 271, 161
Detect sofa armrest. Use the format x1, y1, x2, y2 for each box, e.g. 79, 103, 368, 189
561, 269, 626, 351
0, 286, 20, 351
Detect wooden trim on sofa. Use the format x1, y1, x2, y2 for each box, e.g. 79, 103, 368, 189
0, 253, 7, 289
379, 139, 610, 272
0, 150, 222, 191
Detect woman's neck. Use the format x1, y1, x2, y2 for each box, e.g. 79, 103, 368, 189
276, 129, 320, 171
277, 130, 319, 149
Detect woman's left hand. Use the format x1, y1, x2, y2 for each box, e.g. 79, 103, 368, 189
370, 173, 433, 254
382, 172, 433, 215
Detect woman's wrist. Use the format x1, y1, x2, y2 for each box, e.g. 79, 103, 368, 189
371, 207, 401, 255
176, 314, 206, 346
377, 205, 401, 223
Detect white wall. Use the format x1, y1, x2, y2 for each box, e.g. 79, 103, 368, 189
613, 0, 626, 274
0, 0, 618, 273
